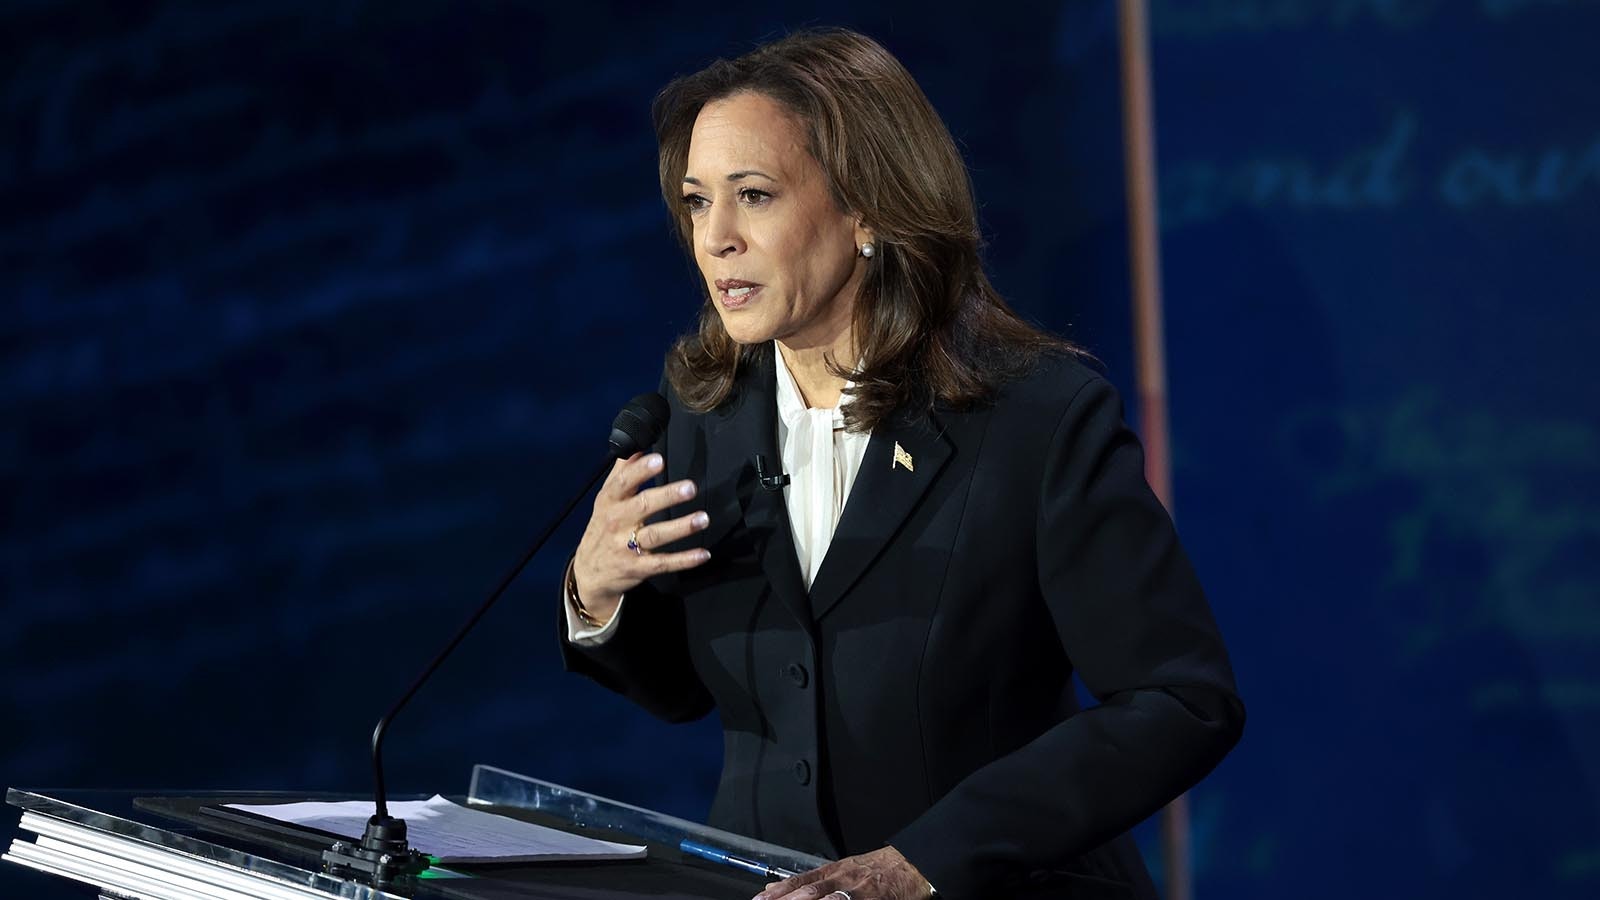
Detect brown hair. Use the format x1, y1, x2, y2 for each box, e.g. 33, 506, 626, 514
653, 27, 1082, 430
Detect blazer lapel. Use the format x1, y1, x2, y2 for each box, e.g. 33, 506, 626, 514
707, 350, 814, 631
807, 409, 954, 621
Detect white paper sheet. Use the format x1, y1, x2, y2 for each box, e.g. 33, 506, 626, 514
224, 795, 646, 864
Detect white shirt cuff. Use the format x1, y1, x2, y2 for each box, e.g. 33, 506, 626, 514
564, 590, 625, 646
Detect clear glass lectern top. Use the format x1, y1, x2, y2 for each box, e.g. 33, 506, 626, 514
467, 763, 831, 875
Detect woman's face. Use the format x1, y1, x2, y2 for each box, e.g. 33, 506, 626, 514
681, 92, 869, 351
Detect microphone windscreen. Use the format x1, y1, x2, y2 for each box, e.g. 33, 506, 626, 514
609, 392, 670, 458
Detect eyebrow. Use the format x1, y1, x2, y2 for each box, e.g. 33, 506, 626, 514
682, 170, 778, 186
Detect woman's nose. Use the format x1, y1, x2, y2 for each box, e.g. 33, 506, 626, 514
702, 203, 745, 257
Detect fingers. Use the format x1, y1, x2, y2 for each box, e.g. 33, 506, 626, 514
577, 450, 713, 600
755, 865, 825, 900
599, 452, 699, 525
763, 882, 843, 900
755, 847, 929, 900
630, 546, 711, 577
756, 859, 853, 900
633, 510, 711, 553
601, 451, 663, 502
627, 479, 700, 525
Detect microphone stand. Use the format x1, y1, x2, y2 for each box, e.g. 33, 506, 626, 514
322, 456, 613, 885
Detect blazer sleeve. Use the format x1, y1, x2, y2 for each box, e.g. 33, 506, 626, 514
889, 376, 1246, 899
557, 572, 713, 724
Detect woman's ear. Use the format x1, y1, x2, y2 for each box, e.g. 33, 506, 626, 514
853, 218, 876, 256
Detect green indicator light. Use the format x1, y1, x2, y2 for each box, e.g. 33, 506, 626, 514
417, 860, 474, 880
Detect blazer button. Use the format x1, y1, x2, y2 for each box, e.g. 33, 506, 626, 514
792, 759, 811, 786
782, 662, 809, 688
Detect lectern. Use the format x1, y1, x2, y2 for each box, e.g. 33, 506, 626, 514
4, 764, 829, 899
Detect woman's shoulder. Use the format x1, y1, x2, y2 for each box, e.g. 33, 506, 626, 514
989, 347, 1114, 417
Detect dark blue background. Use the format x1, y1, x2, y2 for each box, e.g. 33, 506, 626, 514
3, 1, 1597, 897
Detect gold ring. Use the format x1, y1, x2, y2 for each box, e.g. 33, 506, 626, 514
626, 529, 643, 555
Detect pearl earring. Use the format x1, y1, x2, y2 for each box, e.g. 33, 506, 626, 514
859, 242, 876, 259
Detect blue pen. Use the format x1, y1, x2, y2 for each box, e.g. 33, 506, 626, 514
679, 839, 800, 881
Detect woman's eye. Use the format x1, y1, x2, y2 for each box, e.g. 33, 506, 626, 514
681, 193, 709, 212
738, 188, 771, 205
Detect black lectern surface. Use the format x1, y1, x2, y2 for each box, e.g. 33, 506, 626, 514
3, 765, 832, 900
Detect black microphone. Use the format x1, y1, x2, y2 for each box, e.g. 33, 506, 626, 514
323, 393, 670, 886
610, 392, 668, 458
754, 454, 790, 491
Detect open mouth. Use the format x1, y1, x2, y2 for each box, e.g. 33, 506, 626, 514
715, 280, 762, 309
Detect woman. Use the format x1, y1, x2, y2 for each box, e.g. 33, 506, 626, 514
560, 28, 1243, 900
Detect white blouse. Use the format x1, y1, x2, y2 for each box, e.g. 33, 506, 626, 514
566, 343, 871, 645
773, 343, 873, 590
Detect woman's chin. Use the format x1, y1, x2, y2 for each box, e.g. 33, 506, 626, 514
716, 317, 771, 346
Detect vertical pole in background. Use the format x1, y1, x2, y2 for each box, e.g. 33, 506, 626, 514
1116, 1, 1190, 899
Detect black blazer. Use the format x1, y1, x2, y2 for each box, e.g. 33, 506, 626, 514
562, 347, 1244, 900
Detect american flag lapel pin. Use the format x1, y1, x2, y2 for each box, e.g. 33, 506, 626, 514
893, 441, 915, 473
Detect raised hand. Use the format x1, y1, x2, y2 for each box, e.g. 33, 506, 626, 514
571, 452, 711, 623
